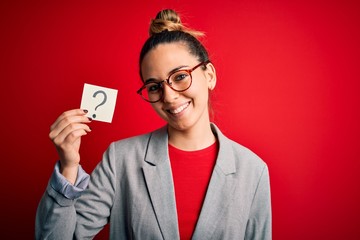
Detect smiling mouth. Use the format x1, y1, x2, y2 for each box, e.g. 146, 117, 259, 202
167, 102, 190, 115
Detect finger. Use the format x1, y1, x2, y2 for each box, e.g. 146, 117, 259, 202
50, 113, 91, 140
62, 128, 89, 147
50, 109, 89, 131
55, 128, 88, 165
52, 123, 91, 146
53, 128, 89, 152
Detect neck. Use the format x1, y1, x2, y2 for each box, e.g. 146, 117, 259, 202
167, 122, 216, 151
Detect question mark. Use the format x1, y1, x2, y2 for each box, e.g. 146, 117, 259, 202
92, 90, 107, 118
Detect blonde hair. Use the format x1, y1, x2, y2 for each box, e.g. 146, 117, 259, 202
149, 9, 204, 38
140, 9, 214, 120
140, 9, 209, 74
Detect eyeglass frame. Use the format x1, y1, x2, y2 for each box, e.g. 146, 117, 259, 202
137, 60, 211, 103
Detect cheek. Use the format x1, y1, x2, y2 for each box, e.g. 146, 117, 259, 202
187, 79, 210, 101
151, 103, 162, 112
151, 103, 168, 119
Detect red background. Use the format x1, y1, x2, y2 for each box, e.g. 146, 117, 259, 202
1, 0, 359, 239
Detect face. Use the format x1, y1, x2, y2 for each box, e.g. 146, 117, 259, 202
140, 42, 216, 132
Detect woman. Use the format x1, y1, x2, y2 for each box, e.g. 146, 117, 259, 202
36, 9, 271, 240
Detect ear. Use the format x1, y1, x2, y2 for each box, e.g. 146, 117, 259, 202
205, 62, 217, 90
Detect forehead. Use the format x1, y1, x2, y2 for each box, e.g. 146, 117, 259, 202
141, 42, 198, 77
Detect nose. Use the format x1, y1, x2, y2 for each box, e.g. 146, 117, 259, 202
162, 83, 179, 103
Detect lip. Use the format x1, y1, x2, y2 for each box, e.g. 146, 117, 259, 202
165, 101, 191, 116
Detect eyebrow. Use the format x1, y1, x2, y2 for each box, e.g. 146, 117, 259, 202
144, 65, 189, 84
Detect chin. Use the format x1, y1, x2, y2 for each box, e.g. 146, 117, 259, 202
167, 118, 196, 132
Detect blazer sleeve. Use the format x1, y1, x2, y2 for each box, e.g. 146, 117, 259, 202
244, 165, 272, 240
35, 143, 117, 239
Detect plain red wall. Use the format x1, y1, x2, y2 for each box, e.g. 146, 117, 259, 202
1, 0, 359, 239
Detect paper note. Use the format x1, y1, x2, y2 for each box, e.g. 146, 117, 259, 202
80, 83, 118, 123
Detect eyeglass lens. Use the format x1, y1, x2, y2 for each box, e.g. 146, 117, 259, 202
141, 69, 192, 102
138, 61, 209, 103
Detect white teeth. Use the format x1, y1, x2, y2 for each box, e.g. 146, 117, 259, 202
170, 102, 190, 114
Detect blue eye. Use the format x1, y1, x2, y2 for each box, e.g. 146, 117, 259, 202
146, 82, 161, 93
172, 71, 190, 82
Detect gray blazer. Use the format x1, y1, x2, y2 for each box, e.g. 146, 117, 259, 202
36, 124, 271, 239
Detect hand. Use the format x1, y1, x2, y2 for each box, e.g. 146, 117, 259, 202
49, 109, 92, 184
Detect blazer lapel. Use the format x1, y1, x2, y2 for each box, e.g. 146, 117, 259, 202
192, 124, 237, 239
142, 126, 180, 240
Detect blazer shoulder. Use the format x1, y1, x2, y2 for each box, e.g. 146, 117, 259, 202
220, 133, 268, 174
112, 132, 151, 148
232, 139, 265, 164
106, 126, 167, 158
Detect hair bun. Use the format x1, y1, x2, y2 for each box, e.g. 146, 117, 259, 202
149, 9, 204, 38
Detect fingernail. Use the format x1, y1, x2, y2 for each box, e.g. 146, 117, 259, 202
83, 109, 88, 113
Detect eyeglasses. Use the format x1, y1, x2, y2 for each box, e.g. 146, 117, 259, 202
137, 60, 210, 103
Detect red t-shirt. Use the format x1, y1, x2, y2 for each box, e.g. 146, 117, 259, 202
169, 141, 219, 239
